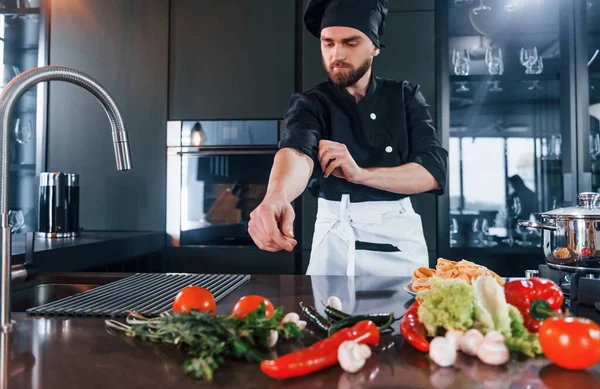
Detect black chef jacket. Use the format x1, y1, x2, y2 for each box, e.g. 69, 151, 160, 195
278, 75, 448, 202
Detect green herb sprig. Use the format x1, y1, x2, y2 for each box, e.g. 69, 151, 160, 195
105, 303, 302, 380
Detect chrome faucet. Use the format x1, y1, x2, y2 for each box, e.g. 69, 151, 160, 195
0, 66, 132, 332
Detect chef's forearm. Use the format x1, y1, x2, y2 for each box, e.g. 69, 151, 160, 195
265, 148, 314, 202
354, 162, 440, 195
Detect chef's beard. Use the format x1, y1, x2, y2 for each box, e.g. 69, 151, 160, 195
324, 57, 372, 87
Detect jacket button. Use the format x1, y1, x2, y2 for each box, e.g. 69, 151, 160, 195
370, 113, 377, 120
385, 146, 393, 153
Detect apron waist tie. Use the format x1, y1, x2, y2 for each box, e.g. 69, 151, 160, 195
326, 194, 392, 276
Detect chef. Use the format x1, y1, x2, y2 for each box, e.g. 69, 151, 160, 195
248, 0, 448, 276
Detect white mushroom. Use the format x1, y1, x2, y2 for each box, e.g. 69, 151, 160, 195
476, 331, 509, 366
459, 329, 484, 356
281, 312, 300, 324
445, 330, 464, 350
297, 320, 307, 331
429, 337, 457, 367
268, 329, 279, 348
327, 296, 343, 311
338, 340, 371, 373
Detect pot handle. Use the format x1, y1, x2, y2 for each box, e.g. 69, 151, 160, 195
517, 219, 557, 231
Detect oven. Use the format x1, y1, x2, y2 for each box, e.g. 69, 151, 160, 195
166, 119, 289, 247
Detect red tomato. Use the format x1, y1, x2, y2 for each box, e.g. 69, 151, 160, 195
231, 295, 275, 319
539, 316, 600, 370
172, 286, 216, 314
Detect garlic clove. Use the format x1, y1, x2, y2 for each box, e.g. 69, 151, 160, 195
476, 333, 509, 366
297, 320, 307, 331
281, 312, 300, 324
268, 329, 279, 348
445, 330, 464, 350
327, 296, 343, 311
429, 337, 457, 367
459, 329, 484, 356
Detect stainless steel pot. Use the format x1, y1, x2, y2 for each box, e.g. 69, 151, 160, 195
518, 192, 600, 270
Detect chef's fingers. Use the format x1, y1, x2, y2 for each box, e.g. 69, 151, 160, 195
260, 209, 295, 252
323, 156, 345, 178
280, 203, 296, 240
318, 141, 343, 160
249, 218, 282, 252
248, 224, 269, 251
319, 149, 343, 173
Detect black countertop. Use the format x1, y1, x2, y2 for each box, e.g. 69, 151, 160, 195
10, 231, 165, 273
4, 274, 600, 389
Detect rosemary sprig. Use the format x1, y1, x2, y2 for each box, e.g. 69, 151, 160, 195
105, 303, 302, 380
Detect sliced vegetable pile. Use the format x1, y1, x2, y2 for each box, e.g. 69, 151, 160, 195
106, 273, 600, 382
105, 290, 302, 381
400, 275, 600, 371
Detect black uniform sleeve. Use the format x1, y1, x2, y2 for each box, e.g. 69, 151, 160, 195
404, 83, 448, 195
278, 92, 325, 163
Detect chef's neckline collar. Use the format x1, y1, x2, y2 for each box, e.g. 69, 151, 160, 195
330, 72, 378, 104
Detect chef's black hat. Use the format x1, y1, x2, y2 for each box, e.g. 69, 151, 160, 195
304, 0, 388, 48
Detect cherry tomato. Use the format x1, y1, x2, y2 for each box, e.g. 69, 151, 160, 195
231, 295, 275, 319
539, 316, 600, 370
172, 286, 216, 314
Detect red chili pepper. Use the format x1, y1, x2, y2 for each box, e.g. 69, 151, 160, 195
260, 320, 380, 379
504, 277, 564, 333
400, 301, 429, 352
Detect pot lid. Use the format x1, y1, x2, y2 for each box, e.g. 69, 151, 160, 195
541, 192, 600, 218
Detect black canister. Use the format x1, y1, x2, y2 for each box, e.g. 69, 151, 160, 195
37, 172, 80, 238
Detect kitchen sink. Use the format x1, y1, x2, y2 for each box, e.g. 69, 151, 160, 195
10, 272, 131, 312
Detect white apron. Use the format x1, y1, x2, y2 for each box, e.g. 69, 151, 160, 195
306, 194, 429, 276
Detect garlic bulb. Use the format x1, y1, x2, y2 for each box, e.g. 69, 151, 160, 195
327, 296, 343, 311
297, 320, 307, 331
338, 340, 371, 373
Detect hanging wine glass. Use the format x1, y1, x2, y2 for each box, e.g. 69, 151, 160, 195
485, 47, 504, 75
472, 0, 492, 15
14, 118, 32, 144
520, 47, 539, 74
450, 217, 459, 246
452, 49, 470, 76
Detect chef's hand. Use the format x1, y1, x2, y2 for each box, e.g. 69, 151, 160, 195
248, 195, 297, 252
318, 140, 365, 183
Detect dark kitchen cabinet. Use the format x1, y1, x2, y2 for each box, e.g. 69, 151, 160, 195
169, 0, 296, 120
47, 0, 169, 231
300, 8, 439, 266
